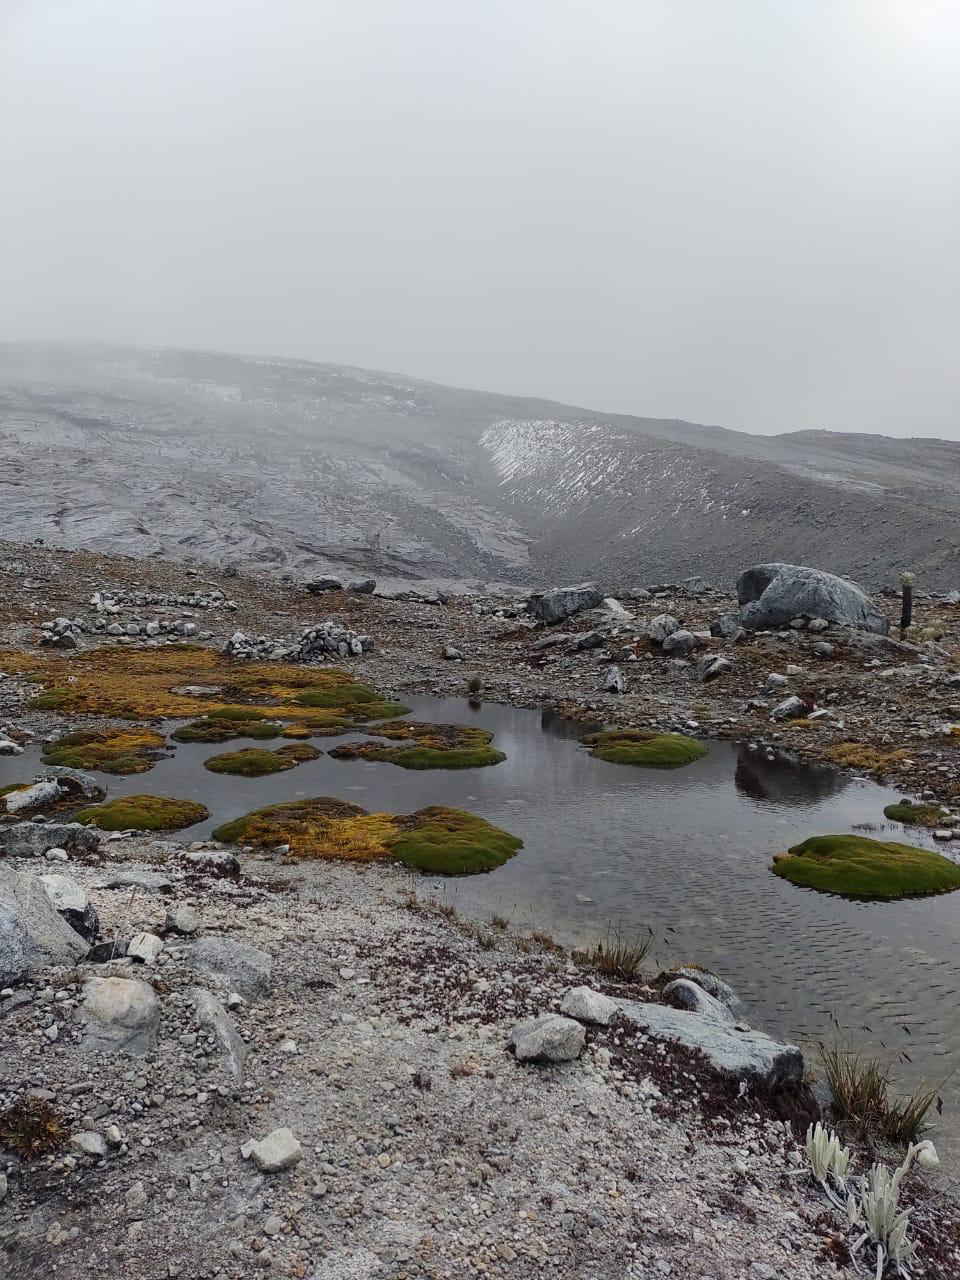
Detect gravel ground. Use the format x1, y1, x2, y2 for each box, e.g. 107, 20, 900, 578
5, 834, 956, 1280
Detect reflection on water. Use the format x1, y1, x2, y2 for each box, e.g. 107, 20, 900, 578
734, 747, 851, 805
2, 694, 958, 1152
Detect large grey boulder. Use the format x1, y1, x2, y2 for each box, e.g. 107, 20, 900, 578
0, 865, 89, 983
0, 821, 100, 859
509, 1013, 585, 1063
80, 976, 160, 1055
527, 583, 603, 625
668, 966, 740, 1009
178, 936, 272, 1001
39, 872, 100, 943
617, 999, 803, 1090
737, 564, 889, 635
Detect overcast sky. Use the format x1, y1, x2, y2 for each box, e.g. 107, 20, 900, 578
1, 1, 958, 437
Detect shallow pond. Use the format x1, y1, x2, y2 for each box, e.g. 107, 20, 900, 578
5, 695, 960, 1149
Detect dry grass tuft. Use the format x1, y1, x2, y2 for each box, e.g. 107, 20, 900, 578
819, 1043, 940, 1145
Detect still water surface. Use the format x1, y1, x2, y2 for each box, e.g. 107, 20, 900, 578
5, 696, 959, 1148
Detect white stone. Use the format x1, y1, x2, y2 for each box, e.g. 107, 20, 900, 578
248, 1127, 302, 1173
81, 976, 160, 1055
71, 1131, 107, 1157
128, 932, 164, 964
509, 1013, 585, 1063
559, 986, 618, 1026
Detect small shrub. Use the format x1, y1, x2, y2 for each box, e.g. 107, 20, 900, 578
490, 913, 509, 930
467, 675, 483, 696
0, 1097, 67, 1157
819, 1043, 939, 1144
576, 927, 653, 981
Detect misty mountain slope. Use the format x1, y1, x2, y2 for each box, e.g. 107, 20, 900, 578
1, 342, 957, 588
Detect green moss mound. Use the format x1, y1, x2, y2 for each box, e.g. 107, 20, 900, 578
30, 688, 71, 711
390, 806, 522, 874
581, 728, 707, 769
883, 799, 950, 829
329, 721, 506, 770
212, 796, 522, 875
203, 743, 321, 777
42, 727, 168, 775
76, 794, 209, 831
293, 681, 383, 708
207, 705, 269, 722
172, 716, 284, 744
772, 834, 960, 900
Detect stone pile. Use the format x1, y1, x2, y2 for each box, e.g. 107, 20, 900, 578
222, 622, 374, 663
90, 588, 236, 612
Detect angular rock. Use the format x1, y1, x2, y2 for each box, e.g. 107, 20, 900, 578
527, 583, 603, 625
771, 695, 809, 721
127, 932, 163, 964
0, 865, 89, 984
3, 779, 64, 814
183, 849, 240, 878
192, 986, 248, 1084
602, 665, 626, 694
668, 966, 740, 1009
163, 905, 200, 935
737, 564, 889, 635
647, 614, 679, 645
95, 869, 173, 893
248, 1127, 302, 1172
710, 613, 744, 641
71, 1131, 107, 1157
662, 629, 698, 656
695, 655, 731, 683
617, 999, 803, 1090
81, 976, 160, 1055
35, 767, 106, 800
575, 631, 604, 651
509, 1013, 585, 1063
38, 872, 100, 943
305, 576, 344, 593
0, 822, 100, 859
560, 986, 618, 1026
662, 978, 734, 1025
178, 936, 272, 1000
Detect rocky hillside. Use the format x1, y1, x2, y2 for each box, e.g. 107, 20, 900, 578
3, 342, 959, 589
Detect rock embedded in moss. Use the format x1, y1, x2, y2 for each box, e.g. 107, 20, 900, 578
212, 797, 522, 875
203, 744, 321, 777
42, 727, 168, 775
75, 795, 209, 832
581, 727, 707, 769
329, 721, 505, 770
883, 799, 951, 829
772, 833, 960, 900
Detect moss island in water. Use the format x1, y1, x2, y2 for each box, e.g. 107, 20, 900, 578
581, 728, 707, 769
212, 797, 522, 875
75, 794, 209, 831
203, 743, 321, 777
329, 721, 505, 770
772, 833, 960, 900
42, 727, 168, 775
883, 799, 951, 829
